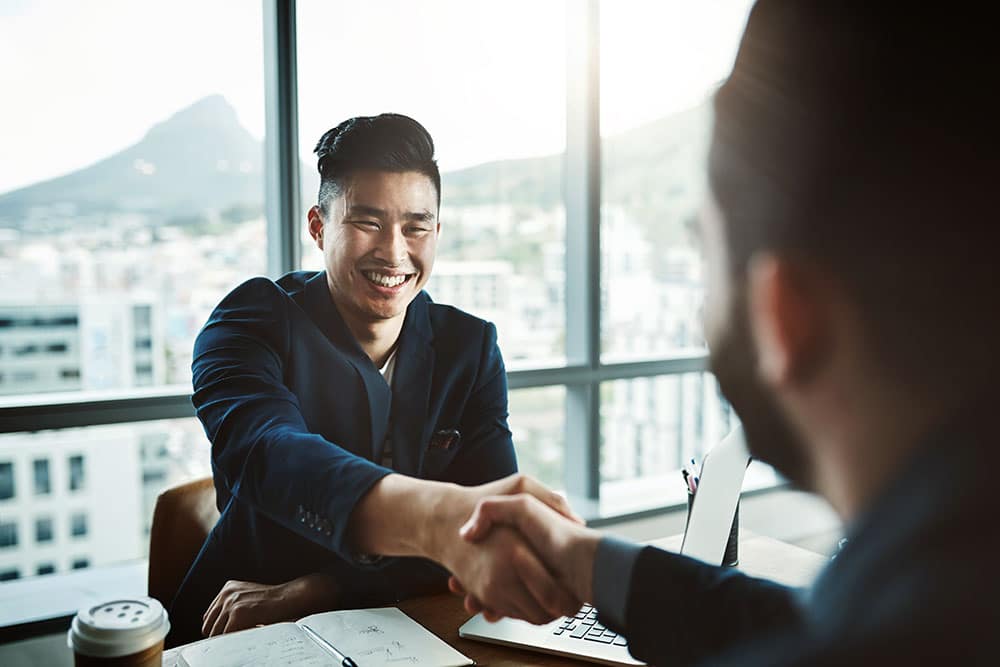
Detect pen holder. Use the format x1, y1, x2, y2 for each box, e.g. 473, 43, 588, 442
686, 492, 740, 567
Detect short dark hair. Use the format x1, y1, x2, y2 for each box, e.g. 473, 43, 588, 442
709, 1, 998, 393
313, 113, 441, 213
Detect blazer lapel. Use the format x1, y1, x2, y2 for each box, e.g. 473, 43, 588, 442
302, 272, 391, 459
384, 292, 435, 476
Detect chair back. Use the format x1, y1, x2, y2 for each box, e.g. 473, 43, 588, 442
147, 476, 220, 608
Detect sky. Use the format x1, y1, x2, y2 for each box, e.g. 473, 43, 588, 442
0, 0, 751, 195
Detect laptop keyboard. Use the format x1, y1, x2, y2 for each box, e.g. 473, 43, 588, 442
552, 604, 628, 646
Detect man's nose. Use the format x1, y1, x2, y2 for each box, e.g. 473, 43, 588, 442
375, 226, 407, 265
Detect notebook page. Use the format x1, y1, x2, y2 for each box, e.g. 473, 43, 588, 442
179, 622, 328, 667
298, 606, 473, 667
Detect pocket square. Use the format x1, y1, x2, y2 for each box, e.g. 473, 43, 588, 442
429, 428, 461, 450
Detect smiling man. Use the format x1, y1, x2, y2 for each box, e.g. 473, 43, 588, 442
166, 115, 580, 647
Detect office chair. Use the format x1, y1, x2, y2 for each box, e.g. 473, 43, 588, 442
147, 476, 220, 608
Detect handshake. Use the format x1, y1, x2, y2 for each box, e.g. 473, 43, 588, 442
430, 474, 603, 625
203, 473, 602, 637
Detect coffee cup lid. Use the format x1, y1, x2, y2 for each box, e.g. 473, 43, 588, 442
67, 597, 170, 658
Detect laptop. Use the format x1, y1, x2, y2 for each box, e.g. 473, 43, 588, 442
458, 427, 751, 666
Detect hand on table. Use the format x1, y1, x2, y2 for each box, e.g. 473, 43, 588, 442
201, 572, 339, 637
448, 493, 603, 623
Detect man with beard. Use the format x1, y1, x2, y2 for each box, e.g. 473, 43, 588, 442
448, 1, 999, 665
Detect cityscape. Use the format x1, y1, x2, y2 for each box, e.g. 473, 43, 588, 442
0, 95, 734, 581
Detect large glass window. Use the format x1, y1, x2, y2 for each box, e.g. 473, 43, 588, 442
599, 0, 754, 361
296, 0, 568, 368
0, 4, 778, 597
0, 1, 266, 396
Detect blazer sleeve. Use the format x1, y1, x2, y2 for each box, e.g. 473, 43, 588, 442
600, 543, 806, 667
441, 321, 518, 486
191, 278, 393, 565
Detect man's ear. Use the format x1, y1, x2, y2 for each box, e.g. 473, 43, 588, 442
747, 253, 830, 387
307, 206, 325, 249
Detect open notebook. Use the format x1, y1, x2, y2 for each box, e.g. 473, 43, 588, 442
178, 607, 473, 667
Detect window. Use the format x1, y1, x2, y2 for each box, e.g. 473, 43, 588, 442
35, 517, 54, 543
0, 461, 13, 500
70, 513, 88, 538
297, 0, 568, 368
37, 563, 56, 576
0, 0, 266, 398
71, 558, 89, 570
68, 454, 85, 492
600, 373, 735, 508
0, 569, 19, 582
0, 521, 18, 548
33, 459, 51, 495
0, 2, 767, 564
600, 0, 754, 361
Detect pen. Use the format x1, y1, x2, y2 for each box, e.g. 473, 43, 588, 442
301, 623, 358, 667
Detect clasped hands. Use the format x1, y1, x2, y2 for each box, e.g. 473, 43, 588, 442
202, 474, 599, 636
440, 476, 602, 625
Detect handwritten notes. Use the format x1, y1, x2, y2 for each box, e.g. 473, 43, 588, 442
180, 623, 329, 666
300, 607, 472, 667
179, 607, 472, 667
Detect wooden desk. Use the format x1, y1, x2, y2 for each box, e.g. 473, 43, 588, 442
163, 535, 827, 666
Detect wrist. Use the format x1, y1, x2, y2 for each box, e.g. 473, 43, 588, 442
421, 482, 473, 564
283, 573, 339, 617
568, 528, 601, 603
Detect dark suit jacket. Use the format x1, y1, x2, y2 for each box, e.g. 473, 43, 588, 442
597, 397, 1000, 666
168, 271, 516, 646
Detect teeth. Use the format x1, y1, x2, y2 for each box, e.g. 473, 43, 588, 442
364, 271, 409, 288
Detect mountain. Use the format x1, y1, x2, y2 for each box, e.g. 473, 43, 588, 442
443, 102, 711, 211
0, 95, 266, 223
0, 94, 712, 241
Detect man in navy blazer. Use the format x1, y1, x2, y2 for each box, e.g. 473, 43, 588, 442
449, 2, 1000, 665
167, 115, 581, 646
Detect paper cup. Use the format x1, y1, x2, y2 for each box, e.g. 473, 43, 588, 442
67, 597, 170, 666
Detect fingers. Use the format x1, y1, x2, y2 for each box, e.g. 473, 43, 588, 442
448, 576, 467, 595
201, 581, 233, 637
461, 494, 555, 549
516, 475, 584, 525
511, 543, 582, 620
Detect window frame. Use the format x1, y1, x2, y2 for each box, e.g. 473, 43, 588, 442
0, 0, 727, 519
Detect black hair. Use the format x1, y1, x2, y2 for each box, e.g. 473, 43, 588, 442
709, 1, 998, 392
313, 113, 441, 212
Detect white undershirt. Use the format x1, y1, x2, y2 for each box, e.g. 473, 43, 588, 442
378, 349, 397, 468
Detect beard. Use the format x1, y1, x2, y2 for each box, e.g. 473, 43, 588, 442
709, 289, 815, 490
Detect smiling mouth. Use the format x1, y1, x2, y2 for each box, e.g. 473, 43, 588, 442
362, 270, 415, 288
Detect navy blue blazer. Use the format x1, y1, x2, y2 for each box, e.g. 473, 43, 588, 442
168, 271, 516, 646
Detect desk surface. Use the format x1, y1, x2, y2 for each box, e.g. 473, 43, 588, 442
163, 534, 827, 666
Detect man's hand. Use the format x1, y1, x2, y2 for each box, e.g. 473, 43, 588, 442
449, 493, 603, 620
426, 475, 586, 624
201, 572, 339, 637
348, 472, 585, 625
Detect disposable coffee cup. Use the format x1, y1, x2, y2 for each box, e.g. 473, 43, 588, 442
67, 596, 170, 667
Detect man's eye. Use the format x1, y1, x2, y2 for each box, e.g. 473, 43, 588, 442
351, 220, 380, 229
407, 226, 431, 235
